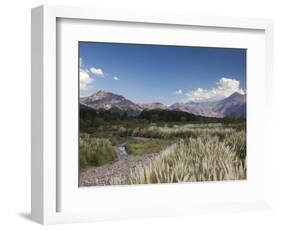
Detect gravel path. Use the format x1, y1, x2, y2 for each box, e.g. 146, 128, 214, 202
79, 152, 156, 187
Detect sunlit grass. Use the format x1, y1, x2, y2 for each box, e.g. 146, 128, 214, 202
118, 123, 239, 139
128, 130, 246, 184
80, 123, 246, 184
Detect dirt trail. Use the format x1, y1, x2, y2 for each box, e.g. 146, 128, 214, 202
80, 136, 159, 186
79, 153, 156, 186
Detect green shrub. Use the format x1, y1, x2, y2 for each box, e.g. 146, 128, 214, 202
79, 134, 117, 168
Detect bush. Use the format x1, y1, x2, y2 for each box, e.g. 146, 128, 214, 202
80, 134, 117, 168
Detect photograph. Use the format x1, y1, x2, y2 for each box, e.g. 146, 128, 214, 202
79, 42, 247, 187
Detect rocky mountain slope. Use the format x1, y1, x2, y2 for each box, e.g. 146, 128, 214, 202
80, 90, 142, 116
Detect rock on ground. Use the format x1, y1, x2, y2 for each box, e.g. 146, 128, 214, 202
79, 153, 156, 187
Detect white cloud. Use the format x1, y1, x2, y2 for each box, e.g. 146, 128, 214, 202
175, 89, 183, 95
80, 70, 94, 90
182, 77, 245, 102
90, 67, 104, 77
113, 76, 119, 81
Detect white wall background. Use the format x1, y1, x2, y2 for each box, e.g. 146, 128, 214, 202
0, 0, 280, 229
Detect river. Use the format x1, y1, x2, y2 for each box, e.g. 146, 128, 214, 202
116, 145, 128, 156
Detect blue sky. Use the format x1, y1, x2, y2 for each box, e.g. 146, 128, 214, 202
79, 42, 246, 105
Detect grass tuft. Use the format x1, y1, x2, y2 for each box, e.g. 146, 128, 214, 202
80, 133, 117, 168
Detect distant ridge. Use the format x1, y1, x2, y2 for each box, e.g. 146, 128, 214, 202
80, 90, 246, 118
140, 102, 170, 111
170, 92, 246, 118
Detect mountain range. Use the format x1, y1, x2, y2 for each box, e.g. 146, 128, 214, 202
80, 90, 246, 118
170, 92, 246, 118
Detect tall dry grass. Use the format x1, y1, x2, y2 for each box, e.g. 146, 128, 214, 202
128, 129, 246, 184
118, 124, 237, 140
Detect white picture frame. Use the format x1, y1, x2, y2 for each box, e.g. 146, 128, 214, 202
31, 5, 274, 225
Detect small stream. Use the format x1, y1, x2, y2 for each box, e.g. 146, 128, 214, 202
116, 145, 128, 156
116, 137, 147, 156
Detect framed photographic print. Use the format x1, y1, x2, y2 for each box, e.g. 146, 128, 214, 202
31, 5, 274, 225
78, 42, 247, 187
